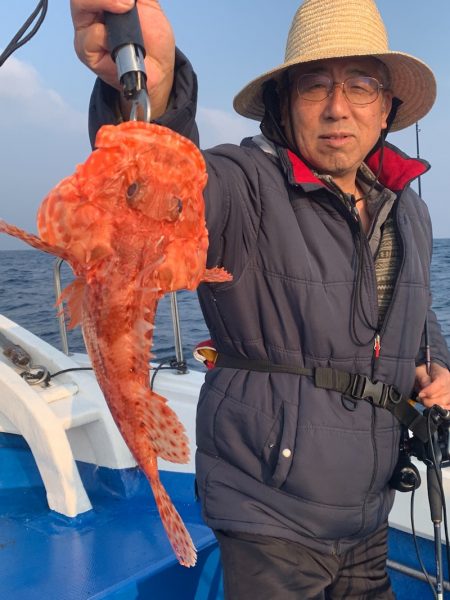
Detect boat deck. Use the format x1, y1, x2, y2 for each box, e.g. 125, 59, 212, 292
0, 434, 222, 600
388, 527, 449, 599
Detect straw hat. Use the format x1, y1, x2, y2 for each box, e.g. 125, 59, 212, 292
233, 0, 436, 131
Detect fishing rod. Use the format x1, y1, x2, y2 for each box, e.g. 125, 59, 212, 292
416, 122, 423, 199
391, 121, 450, 600
416, 121, 431, 374
413, 119, 449, 600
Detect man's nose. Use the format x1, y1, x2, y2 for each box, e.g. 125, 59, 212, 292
323, 83, 350, 118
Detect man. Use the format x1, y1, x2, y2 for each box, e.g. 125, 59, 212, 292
71, 0, 450, 597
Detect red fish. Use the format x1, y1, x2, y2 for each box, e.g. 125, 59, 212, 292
0, 120, 231, 567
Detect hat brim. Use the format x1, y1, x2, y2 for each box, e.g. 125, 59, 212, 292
233, 51, 436, 132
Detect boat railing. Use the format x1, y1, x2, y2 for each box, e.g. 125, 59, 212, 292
53, 258, 69, 356
169, 290, 185, 370
53, 258, 187, 372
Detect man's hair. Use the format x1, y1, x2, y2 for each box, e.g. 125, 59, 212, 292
376, 59, 392, 90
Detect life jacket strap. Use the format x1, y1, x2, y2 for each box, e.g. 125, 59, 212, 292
215, 354, 435, 443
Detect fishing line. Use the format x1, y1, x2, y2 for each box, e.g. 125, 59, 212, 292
0, 1, 48, 68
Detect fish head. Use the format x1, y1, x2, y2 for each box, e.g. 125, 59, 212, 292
89, 121, 210, 289
36, 121, 211, 288
91, 121, 207, 225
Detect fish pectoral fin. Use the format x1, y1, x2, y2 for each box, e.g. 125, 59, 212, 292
0, 220, 72, 263
149, 471, 197, 567
57, 277, 86, 329
136, 256, 165, 290
203, 267, 233, 283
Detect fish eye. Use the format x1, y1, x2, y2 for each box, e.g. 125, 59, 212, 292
126, 182, 139, 199
175, 197, 183, 213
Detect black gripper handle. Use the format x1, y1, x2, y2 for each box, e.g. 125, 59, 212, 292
105, 3, 145, 60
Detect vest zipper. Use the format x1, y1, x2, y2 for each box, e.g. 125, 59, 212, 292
352, 202, 380, 341
373, 333, 381, 359
371, 332, 381, 378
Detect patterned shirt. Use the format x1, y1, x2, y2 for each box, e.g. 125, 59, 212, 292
317, 162, 400, 329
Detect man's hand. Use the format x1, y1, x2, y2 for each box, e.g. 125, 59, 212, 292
70, 0, 175, 118
415, 362, 450, 410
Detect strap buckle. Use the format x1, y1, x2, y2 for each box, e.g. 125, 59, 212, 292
350, 374, 390, 408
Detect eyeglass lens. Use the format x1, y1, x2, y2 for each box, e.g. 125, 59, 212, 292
296, 74, 381, 105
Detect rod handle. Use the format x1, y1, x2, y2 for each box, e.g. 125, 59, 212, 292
427, 465, 443, 523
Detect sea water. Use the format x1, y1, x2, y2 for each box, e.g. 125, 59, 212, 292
0, 241, 449, 368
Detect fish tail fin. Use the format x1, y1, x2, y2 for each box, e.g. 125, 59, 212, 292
203, 267, 233, 283
149, 472, 197, 567
148, 389, 191, 464
56, 277, 86, 329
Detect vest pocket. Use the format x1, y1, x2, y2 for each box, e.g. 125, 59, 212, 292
263, 401, 298, 488
211, 390, 295, 486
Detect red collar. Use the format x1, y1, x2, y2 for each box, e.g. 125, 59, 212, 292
286, 142, 429, 192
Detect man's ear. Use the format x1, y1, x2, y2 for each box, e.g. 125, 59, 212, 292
278, 77, 296, 149
381, 91, 393, 130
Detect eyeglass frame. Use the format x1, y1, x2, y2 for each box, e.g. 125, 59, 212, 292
294, 73, 386, 106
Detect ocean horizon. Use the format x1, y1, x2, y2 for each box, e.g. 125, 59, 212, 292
1, 242, 449, 367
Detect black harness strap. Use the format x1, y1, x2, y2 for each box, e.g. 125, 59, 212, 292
215, 354, 434, 443
215, 353, 313, 377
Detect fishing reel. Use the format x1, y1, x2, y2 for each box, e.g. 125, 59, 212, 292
390, 405, 450, 492
389, 429, 422, 492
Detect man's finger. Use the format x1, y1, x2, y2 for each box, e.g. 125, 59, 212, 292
70, 0, 134, 28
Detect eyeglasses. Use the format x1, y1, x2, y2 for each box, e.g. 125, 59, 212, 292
295, 74, 384, 105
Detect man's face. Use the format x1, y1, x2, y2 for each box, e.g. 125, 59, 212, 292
285, 57, 393, 185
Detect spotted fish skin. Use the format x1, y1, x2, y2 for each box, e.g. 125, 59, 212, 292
0, 121, 232, 567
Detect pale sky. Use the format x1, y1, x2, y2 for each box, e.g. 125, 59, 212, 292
0, 1, 449, 250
